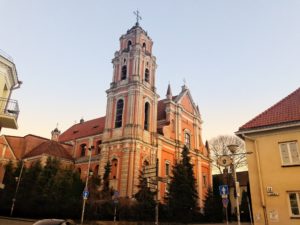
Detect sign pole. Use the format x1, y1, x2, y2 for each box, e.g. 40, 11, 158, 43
225, 206, 229, 225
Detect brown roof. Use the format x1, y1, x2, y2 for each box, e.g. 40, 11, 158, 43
4, 134, 49, 159
59, 116, 106, 142
24, 140, 73, 161
239, 87, 300, 131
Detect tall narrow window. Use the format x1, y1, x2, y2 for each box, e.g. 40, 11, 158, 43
165, 162, 170, 177
184, 132, 191, 149
94, 165, 99, 176
127, 41, 132, 50
96, 140, 102, 154
145, 68, 150, 82
144, 102, 150, 130
203, 174, 207, 188
121, 65, 127, 80
111, 159, 118, 179
115, 99, 124, 128
289, 192, 300, 217
80, 144, 86, 157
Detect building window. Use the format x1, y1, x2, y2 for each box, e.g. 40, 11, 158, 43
289, 192, 300, 217
127, 40, 132, 50
94, 165, 99, 176
96, 140, 102, 154
115, 99, 124, 128
203, 174, 207, 188
80, 144, 86, 157
279, 141, 300, 165
144, 102, 150, 131
111, 159, 118, 179
165, 162, 170, 177
145, 68, 150, 82
121, 65, 127, 80
184, 132, 191, 149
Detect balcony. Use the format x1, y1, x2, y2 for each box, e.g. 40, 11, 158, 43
0, 97, 19, 129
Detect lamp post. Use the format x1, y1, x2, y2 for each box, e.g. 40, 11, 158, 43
227, 144, 241, 225
80, 145, 94, 225
10, 160, 25, 217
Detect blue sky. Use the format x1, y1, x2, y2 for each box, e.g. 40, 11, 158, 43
1, 0, 300, 141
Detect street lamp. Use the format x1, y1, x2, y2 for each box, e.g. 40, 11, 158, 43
10, 160, 25, 217
227, 144, 241, 225
80, 145, 94, 225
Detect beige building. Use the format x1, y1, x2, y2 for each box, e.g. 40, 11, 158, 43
0, 50, 21, 132
236, 87, 300, 225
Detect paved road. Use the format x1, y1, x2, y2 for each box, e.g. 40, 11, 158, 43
0, 217, 252, 225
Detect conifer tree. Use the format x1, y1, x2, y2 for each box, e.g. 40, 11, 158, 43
203, 186, 223, 222
134, 171, 156, 221
101, 161, 112, 199
0, 161, 15, 215
167, 145, 198, 222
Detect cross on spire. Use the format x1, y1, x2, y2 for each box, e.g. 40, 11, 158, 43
133, 9, 142, 26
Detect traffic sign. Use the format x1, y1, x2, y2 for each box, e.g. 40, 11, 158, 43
222, 198, 229, 208
219, 185, 229, 195
83, 190, 89, 199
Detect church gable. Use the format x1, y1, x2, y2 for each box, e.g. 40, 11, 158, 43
174, 89, 197, 115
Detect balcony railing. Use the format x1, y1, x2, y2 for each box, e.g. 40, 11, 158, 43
0, 97, 19, 120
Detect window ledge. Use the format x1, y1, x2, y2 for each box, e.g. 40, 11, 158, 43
281, 164, 300, 167
291, 216, 300, 219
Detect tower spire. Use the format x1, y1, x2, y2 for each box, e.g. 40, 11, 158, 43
166, 82, 172, 100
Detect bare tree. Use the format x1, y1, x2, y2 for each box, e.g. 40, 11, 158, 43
209, 135, 247, 174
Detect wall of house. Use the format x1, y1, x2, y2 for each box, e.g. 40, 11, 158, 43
244, 127, 300, 225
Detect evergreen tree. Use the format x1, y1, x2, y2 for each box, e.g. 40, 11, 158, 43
0, 161, 15, 215
17, 160, 42, 217
134, 171, 156, 221
167, 145, 198, 222
203, 186, 223, 222
101, 161, 112, 199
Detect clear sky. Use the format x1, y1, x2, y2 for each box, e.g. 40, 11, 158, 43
1, 0, 300, 142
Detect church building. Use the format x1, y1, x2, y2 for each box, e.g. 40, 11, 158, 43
59, 21, 212, 205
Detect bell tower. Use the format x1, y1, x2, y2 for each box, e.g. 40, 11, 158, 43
101, 20, 159, 197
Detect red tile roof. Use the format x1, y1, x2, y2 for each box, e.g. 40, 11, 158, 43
239, 87, 300, 130
59, 117, 106, 142
24, 140, 73, 160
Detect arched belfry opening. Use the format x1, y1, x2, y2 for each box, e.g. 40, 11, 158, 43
145, 68, 150, 82
121, 65, 127, 80
127, 40, 132, 50
144, 102, 150, 131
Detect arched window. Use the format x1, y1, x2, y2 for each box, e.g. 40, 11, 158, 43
144, 102, 150, 131
121, 65, 127, 80
127, 41, 132, 50
115, 99, 124, 128
143, 160, 149, 167
80, 144, 86, 157
142, 42, 146, 49
111, 159, 118, 179
184, 132, 191, 149
145, 68, 150, 82
96, 140, 102, 154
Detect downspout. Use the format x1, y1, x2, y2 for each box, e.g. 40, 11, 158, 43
242, 134, 268, 225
